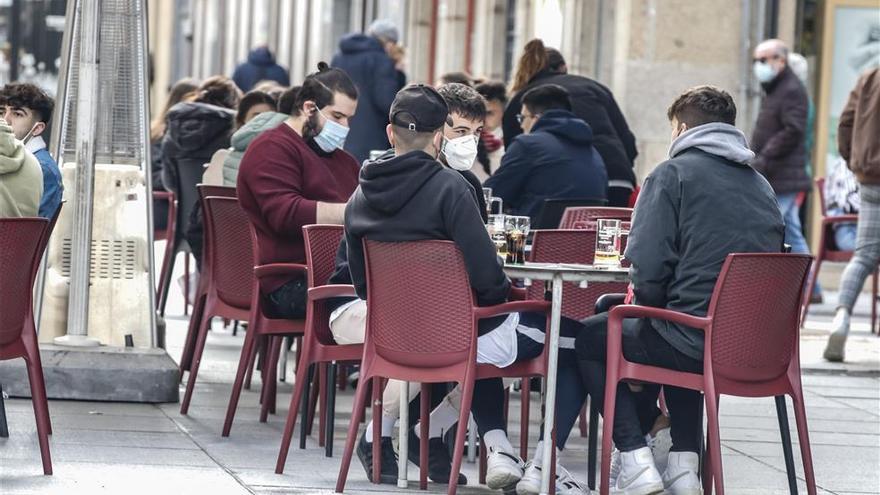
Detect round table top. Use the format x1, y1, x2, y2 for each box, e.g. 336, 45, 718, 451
503, 262, 630, 282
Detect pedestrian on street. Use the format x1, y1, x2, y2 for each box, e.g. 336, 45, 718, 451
232, 45, 290, 92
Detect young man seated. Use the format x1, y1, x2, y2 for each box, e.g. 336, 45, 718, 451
572, 86, 784, 495
340, 84, 590, 494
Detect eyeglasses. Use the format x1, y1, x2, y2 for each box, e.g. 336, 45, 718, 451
515, 113, 539, 125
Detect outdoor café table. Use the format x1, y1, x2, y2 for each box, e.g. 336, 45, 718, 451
395, 262, 630, 494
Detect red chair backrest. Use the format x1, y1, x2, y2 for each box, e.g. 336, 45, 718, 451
303, 225, 346, 346
202, 196, 254, 309
815, 178, 828, 216
559, 207, 633, 230
527, 229, 628, 319
198, 184, 237, 199
0, 218, 49, 346
364, 239, 476, 368
706, 253, 812, 383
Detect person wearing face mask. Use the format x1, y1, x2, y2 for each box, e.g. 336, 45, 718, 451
750, 39, 820, 302
567, 86, 784, 495
339, 83, 592, 494
0, 83, 61, 219
237, 62, 360, 321
485, 84, 607, 225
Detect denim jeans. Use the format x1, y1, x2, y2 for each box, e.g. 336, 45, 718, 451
777, 192, 821, 296
470, 312, 587, 450
575, 314, 703, 453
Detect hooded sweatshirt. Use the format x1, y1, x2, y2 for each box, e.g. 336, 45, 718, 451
344, 149, 510, 334
626, 122, 784, 360
0, 118, 43, 218
222, 111, 288, 186
232, 47, 290, 92
485, 109, 608, 223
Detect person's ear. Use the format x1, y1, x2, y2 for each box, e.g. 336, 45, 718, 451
386, 124, 395, 148
31, 121, 46, 137
302, 100, 316, 116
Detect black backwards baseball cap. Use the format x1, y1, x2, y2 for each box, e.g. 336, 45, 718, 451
389, 84, 449, 133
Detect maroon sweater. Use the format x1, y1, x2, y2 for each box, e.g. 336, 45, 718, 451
237, 123, 359, 293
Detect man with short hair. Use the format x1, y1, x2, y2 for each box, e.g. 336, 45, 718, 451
0, 83, 61, 218
751, 39, 820, 301
474, 80, 507, 180
485, 83, 607, 224
569, 86, 784, 495
331, 19, 406, 163
342, 84, 589, 493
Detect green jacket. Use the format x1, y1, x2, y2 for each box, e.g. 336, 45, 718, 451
222, 111, 288, 186
0, 119, 43, 217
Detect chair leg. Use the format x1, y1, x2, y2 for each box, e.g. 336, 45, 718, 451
277, 345, 313, 471
279, 336, 289, 382
371, 378, 382, 484
325, 362, 338, 458
0, 382, 8, 438
802, 259, 823, 325
243, 333, 259, 390
319, 363, 328, 447
520, 377, 531, 459
335, 372, 372, 493
578, 403, 588, 438
157, 238, 178, 317
791, 390, 818, 495
183, 254, 191, 316
872, 269, 878, 335
599, 380, 618, 495
587, 395, 599, 490
775, 396, 798, 495
180, 312, 212, 415
448, 379, 475, 495
23, 339, 53, 475
307, 366, 321, 435
178, 293, 206, 378
705, 392, 724, 495
420, 383, 431, 490
299, 363, 314, 449
222, 324, 258, 437
260, 336, 282, 422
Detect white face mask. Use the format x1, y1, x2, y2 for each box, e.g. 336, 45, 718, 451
442, 135, 478, 171
753, 61, 776, 83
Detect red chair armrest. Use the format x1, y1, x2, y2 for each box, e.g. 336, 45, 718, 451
608, 304, 711, 330
253, 263, 308, 280
308, 284, 358, 301
153, 191, 173, 201
823, 215, 859, 225
509, 287, 528, 301
474, 300, 551, 319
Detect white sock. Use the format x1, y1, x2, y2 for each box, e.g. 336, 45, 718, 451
832, 307, 851, 335
483, 429, 514, 454
532, 440, 562, 468
415, 397, 461, 439
364, 415, 397, 442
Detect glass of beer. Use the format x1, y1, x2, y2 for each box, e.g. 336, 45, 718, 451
594, 218, 622, 266
505, 215, 530, 264
487, 214, 507, 257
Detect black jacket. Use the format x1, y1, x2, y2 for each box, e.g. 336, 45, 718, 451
627, 124, 784, 360
502, 71, 637, 187
232, 47, 290, 92
331, 34, 405, 163
161, 102, 235, 247
344, 150, 510, 333
485, 109, 608, 223
751, 66, 810, 193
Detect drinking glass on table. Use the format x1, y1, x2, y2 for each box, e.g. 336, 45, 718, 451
594, 218, 622, 266
487, 214, 507, 257
505, 215, 530, 264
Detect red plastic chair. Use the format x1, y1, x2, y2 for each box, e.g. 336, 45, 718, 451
179, 193, 255, 415
336, 240, 551, 495
558, 206, 633, 230
0, 218, 52, 474
804, 178, 878, 333
599, 254, 816, 495
275, 225, 361, 470
221, 219, 307, 435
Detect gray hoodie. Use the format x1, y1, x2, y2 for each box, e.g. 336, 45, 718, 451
626, 122, 784, 360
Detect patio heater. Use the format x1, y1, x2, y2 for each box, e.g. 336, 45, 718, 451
0, 0, 178, 403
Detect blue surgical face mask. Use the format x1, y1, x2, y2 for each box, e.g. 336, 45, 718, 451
313, 108, 349, 153
753, 61, 776, 83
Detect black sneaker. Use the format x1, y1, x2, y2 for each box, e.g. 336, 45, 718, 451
407, 428, 468, 485
356, 432, 398, 484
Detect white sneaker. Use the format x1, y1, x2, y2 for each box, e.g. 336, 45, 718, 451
612, 447, 664, 495
609, 448, 621, 484
516, 461, 590, 495
648, 427, 672, 474
486, 448, 525, 491
662, 451, 702, 495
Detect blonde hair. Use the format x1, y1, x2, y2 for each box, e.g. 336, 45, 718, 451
510, 39, 549, 94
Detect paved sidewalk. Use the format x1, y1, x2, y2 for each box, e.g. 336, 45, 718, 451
1, 287, 878, 494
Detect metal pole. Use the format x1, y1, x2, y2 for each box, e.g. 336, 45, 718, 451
398, 380, 409, 488
139, 0, 158, 348
9, 0, 21, 82
56, 0, 101, 347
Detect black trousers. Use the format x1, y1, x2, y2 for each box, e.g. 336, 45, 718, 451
575, 314, 703, 452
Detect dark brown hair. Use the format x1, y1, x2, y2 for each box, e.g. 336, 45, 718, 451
291, 62, 358, 117
0, 82, 55, 124
667, 85, 737, 128
510, 39, 549, 93
151, 78, 198, 141
235, 90, 277, 128
193, 75, 241, 110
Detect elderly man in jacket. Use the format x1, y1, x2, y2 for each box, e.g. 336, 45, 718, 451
751, 38, 821, 301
